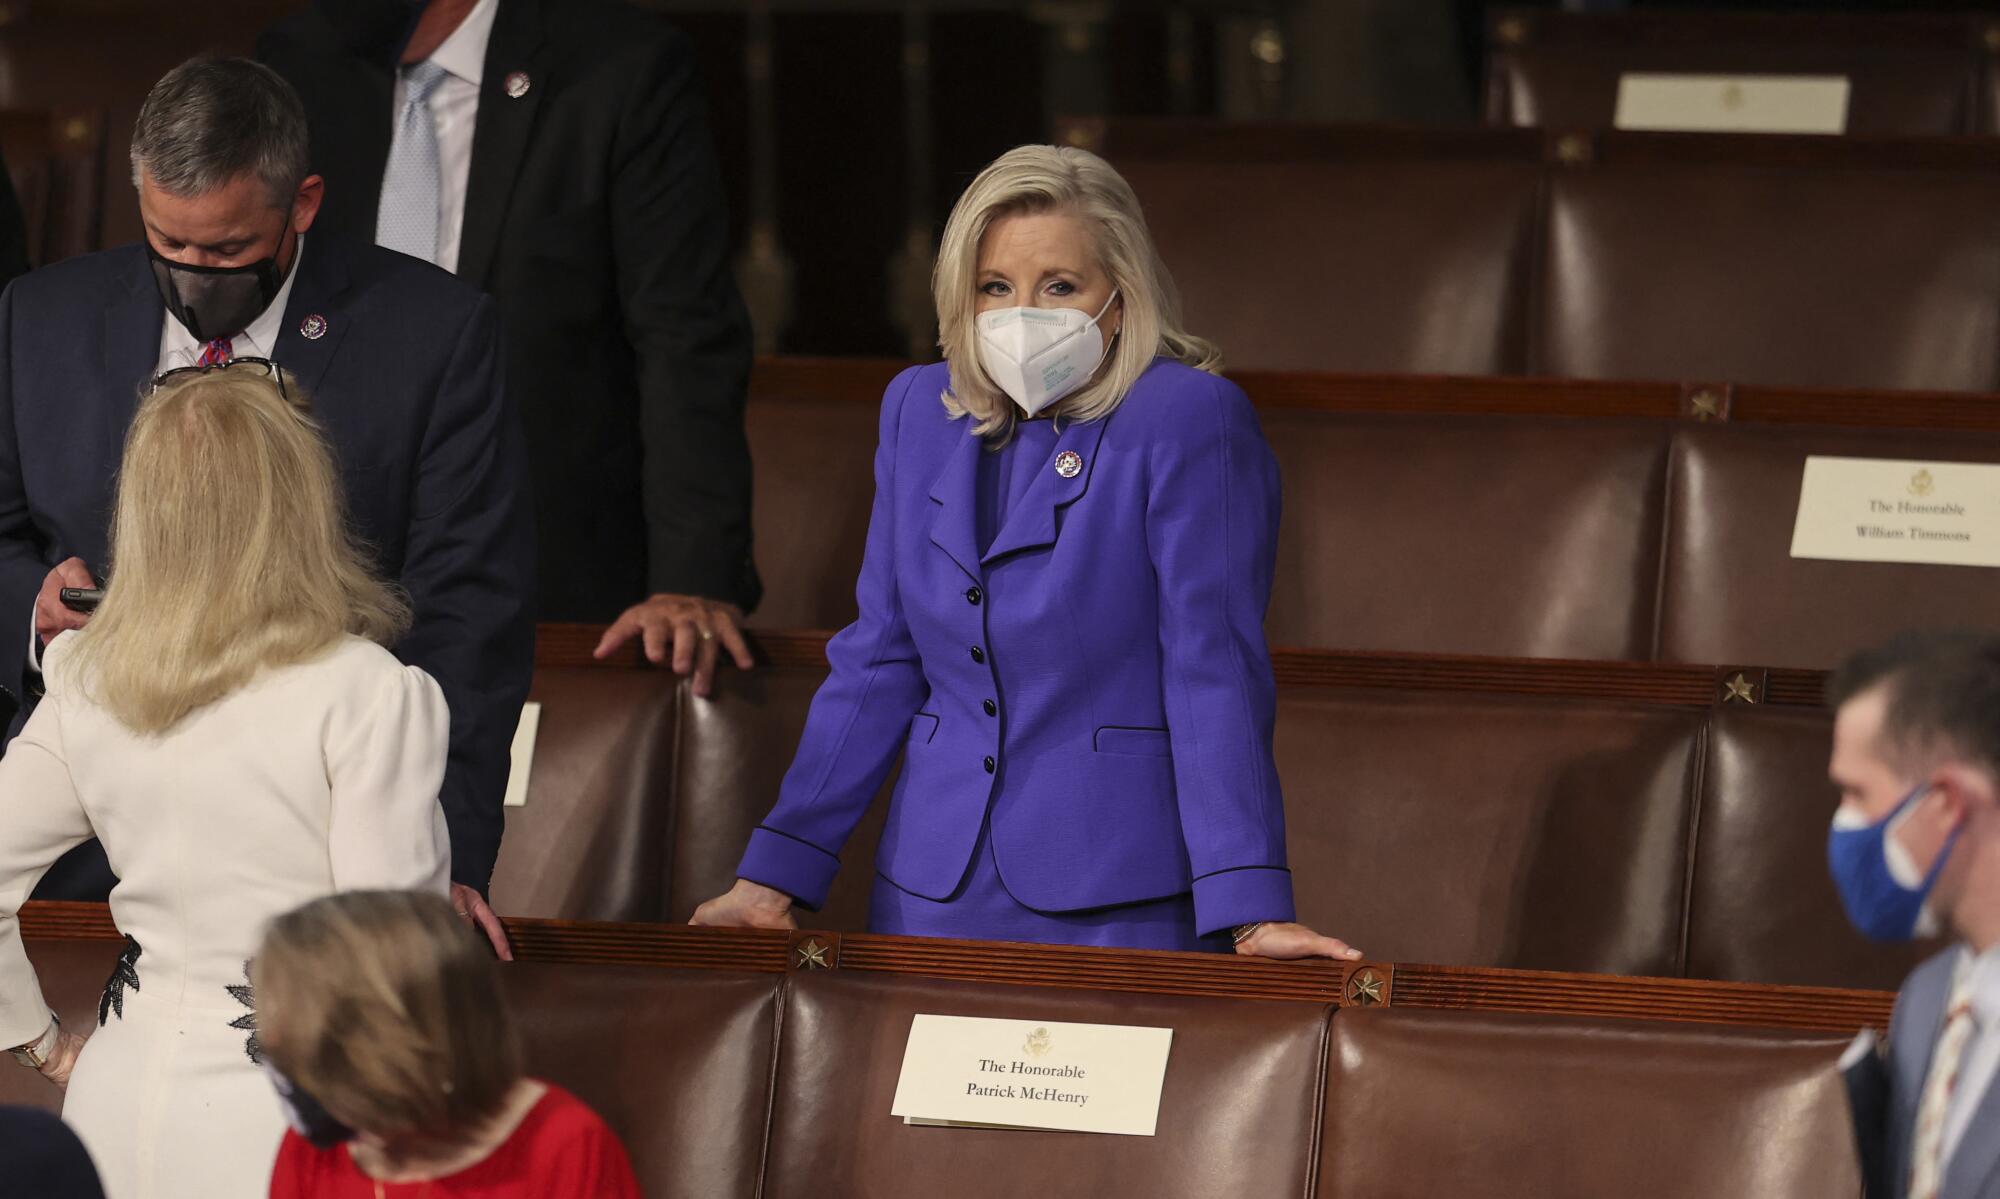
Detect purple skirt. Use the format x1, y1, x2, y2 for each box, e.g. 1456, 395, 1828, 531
867, 817, 1222, 952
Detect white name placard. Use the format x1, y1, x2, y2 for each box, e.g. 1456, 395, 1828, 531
890, 1014, 1173, 1136
1790, 457, 2000, 568
503, 701, 542, 808
1614, 74, 1850, 134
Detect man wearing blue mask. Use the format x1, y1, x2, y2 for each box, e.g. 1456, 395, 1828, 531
1827, 630, 2000, 1199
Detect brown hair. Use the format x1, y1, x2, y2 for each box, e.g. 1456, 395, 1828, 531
1828, 629, 2000, 778
252, 891, 520, 1138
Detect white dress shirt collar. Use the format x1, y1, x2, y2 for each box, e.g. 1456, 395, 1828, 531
155, 235, 307, 373
427, 0, 497, 88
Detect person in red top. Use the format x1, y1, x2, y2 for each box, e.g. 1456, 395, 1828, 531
254, 890, 641, 1197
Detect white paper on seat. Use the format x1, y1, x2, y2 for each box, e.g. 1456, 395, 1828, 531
503, 701, 542, 808
891, 1014, 1173, 1136
1791, 457, 2000, 568
1614, 74, 1850, 134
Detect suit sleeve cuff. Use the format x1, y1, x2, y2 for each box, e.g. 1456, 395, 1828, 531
737, 825, 840, 911
1191, 866, 1295, 938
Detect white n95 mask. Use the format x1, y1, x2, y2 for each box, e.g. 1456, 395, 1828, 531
975, 291, 1119, 417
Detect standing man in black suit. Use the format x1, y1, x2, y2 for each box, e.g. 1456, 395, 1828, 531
0, 58, 532, 953
260, 0, 762, 696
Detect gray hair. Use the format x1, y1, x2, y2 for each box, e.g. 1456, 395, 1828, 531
130, 56, 310, 207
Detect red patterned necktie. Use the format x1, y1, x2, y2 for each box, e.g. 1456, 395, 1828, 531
196, 337, 233, 367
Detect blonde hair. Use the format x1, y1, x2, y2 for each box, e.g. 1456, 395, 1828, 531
67, 368, 409, 733
253, 890, 521, 1138
933, 144, 1221, 440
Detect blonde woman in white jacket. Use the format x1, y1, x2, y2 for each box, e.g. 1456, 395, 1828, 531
0, 362, 450, 1199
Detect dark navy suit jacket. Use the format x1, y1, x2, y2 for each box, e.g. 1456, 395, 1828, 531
0, 234, 534, 892
738, 359, 1296, 936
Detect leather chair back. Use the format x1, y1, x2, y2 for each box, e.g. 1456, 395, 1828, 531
1484, 10, 1989, 135
1260, 411, 1667, 657
1687, 707, 1942, 990
1320, 1007, 1861, 1198
488, 666, 680, 923
667, 663, 892, 929
1536, 160, 2000, 391
1278, 686, 1701, 976
744, 389, 878, 632
761, 971, 1330, 1199
503, 963, 780, 1199
1657, 424, 2000, 669
1119, 154, 1540, 375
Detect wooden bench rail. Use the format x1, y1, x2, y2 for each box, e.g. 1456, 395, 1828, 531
750, 356, 2000, 433
541, 624, 1829, 710
20, 902, 1893, 1034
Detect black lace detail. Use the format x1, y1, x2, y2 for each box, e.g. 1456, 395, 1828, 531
227, 963, 260, 1064
98, 936, 141, 1026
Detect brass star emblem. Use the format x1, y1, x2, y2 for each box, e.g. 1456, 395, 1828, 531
1689, 390, 1723, 421
794, 939, 832, 971
1346, 968, 1386, 1008
1723, 673, 1758, 705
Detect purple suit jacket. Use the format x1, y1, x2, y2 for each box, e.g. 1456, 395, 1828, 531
737, 358, 1295, 936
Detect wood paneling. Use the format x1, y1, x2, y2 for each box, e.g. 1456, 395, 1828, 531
19, 902, 1894, 1033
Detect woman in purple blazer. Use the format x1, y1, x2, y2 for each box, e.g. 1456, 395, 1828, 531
694, 146, 1354, 959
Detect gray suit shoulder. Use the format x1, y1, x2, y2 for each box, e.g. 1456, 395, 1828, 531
1891, 943, 1961, 1035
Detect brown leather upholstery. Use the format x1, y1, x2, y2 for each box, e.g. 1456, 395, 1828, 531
1484, 10, 1988, 135
1278, 687, 1700, 977
1107, 120, 2000, 388
1320, 1007, 1861, 1199
487, 666, 680, 923
1657, 424, 2000, 670
1536, 163, 2000, 391
0, 939, 121, 1113
1260, 411, 1666, 657
667, 664, 891, 929
1118, 155, 1540, 375
502, 964, 779, 1199
743, 389, 879, 631
7, 933, 1873, 1196
1687, 707, 1941, 990
761, 971, 1329, 1199
747, 400, 1672, 659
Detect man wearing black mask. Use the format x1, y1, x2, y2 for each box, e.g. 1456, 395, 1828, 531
260, 0, 761, 695
0, 56, 533, 956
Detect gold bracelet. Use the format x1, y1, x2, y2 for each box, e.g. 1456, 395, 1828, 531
1231, 922, 1263, 946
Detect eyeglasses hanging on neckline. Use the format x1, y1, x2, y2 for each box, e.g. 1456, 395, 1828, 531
149, 356, 298, 407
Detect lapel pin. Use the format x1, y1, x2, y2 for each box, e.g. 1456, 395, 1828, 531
299, 314, 328, 341
1054, 450, 1083, 479
504, 71, 532, 99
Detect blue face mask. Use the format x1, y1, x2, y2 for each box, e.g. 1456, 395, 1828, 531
1827, 785, 1961, 943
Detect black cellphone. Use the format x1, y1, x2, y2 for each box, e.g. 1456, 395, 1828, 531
58, 587, 104, 613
